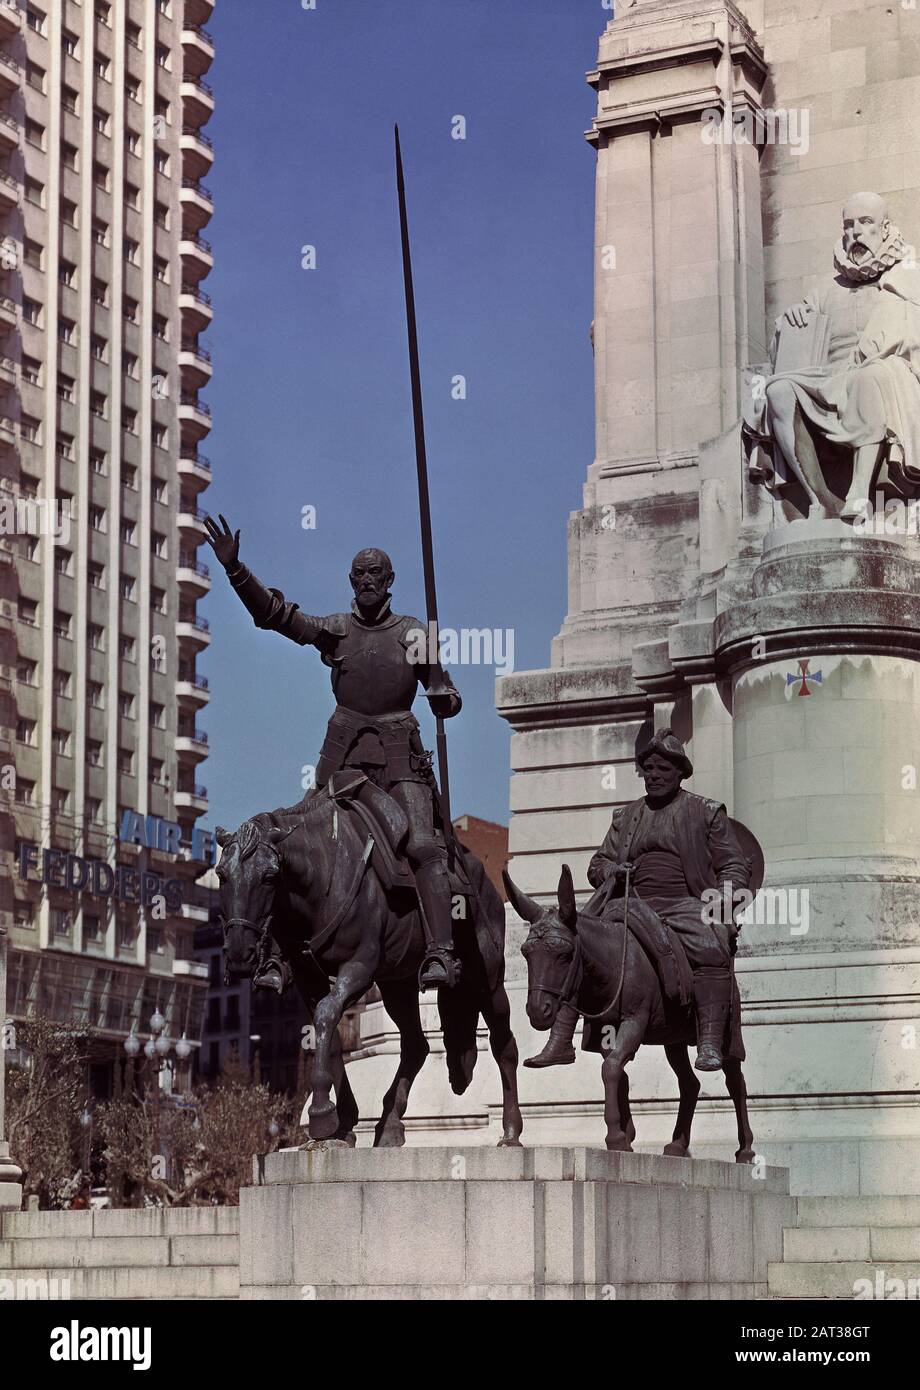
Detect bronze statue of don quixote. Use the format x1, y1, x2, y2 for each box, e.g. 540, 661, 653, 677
207, 132, 761, 1160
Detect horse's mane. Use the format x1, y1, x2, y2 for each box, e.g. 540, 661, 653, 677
225, 792, 333, 861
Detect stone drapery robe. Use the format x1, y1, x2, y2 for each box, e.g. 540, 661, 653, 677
748, 252, 920, 495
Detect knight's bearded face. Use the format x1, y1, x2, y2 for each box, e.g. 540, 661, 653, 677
349, 551, 393, 610
842, 205, 888, 266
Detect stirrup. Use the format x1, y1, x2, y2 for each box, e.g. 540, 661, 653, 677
253, 961, 287, 994
419, 946, 461, 991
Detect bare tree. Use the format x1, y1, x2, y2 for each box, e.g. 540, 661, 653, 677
6, 1019, 92, 1208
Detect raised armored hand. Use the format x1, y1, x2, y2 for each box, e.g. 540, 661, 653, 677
204, 513, 241, 571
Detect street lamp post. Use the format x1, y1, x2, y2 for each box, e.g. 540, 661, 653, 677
0, 922, 23, 1209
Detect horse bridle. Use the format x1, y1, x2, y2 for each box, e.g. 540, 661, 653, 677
532, 867, 632, 1023
221, 912, 275, 986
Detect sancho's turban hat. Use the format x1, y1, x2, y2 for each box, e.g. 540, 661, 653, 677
636, 727, 693, 779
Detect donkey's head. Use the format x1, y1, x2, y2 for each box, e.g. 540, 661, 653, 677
216, 820, 291, 979
503, 865, 580, 1031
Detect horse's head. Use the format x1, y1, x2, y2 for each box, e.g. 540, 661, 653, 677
215, 820, 291, 979
503, 865, 580, 1031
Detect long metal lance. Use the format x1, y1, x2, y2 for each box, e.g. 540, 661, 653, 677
394, 125, 453, 839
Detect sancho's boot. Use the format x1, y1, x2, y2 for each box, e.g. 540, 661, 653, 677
693, 968, 733, 1071
416, 858, 461, 990
524, 1000, 579, 1068
252, 937, 291, 994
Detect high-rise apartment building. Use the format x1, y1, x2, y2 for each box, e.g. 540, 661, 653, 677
0, 0, 216, 1093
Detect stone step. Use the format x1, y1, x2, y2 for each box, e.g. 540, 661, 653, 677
795, 1196, 920, 1228
784, 1226, 920, 1263
6, 1263, 239, 1300
2, 1233, 239, 1269
769, 1261, 920, 1300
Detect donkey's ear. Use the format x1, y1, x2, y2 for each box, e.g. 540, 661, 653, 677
215, 826, 231, 847
558, 864, 577, 929
502, 870, 543, 924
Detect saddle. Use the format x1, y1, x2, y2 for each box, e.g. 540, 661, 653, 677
323, 771, 473, 899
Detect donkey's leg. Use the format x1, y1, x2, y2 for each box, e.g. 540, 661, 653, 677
601, 1016, 645, 1152
723, 1058, 756, 1163
618, 1071, 636, 1146
374, 976, 430, 1148
480, 982, 523, 1147
309, 958, 375, 1142
663, 1043, 700, 1157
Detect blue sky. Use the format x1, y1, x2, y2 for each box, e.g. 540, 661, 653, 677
201, 0, 606, 832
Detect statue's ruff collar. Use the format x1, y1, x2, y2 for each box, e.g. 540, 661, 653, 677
833, 225, 908, 282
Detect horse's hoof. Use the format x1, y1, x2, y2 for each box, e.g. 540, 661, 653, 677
299, 1138, 351, 1152
663, 1142, 690, 1158
308, 1105, 339, 1141
374, 1122, 406, 1149
497, 1136, 523, 1148
735, 1148, 756, 1165
339, 1131, 358, 1149
605, 1138, 633, 1152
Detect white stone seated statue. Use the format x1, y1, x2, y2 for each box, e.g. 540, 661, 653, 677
743, 192, 920, 522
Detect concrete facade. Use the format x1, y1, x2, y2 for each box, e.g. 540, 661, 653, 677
0, 0, 216, 1096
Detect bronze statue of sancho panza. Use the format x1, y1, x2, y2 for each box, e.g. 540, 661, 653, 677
526, 729, 751, 1073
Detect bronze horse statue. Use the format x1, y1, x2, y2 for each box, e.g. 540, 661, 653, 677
505, 865, 755, 1162
217, 792, 523, 1147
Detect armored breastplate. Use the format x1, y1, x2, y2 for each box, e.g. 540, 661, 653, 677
329, 614, 421, 715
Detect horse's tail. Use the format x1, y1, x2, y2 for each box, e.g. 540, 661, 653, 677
438, 982, 481, 1096
455, 842, 505, 969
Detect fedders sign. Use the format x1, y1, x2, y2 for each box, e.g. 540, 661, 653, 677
14, 812, 215, 912
17, 842, 183, 911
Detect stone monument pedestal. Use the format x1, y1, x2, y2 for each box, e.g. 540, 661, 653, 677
0, 1141, 22, 1211
239, 1146, 793, 1300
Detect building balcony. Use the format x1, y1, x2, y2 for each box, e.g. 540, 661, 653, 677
175, 729, 209, 763
178, 504, 209, 544
176, 557, 211, 597
0, 414, 14, 446
180, 234, 213, 283
0, 354, 14, 385
180, 178, 213, 234
179, 341, 212, 391
180, 898, 210, 922
180, 125, 213, 181
0, 112, 18, 151
175, 675, 210, 709
185, 0, 214, 26
0, 1, 21, 36
0, 170, 19, 211
178, 393, 212, 444
179, 284, 213, 332
182, 24, 215, 77
0, 50, 20, 92
177, 616, 211, 650
174, 785, 209, 816
177, 451, 212, 492
0, 293, 15, 329
181, 78, 215, 128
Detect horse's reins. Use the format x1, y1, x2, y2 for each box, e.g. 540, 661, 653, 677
572, 865, 632, 1021
221, 799, 375, 977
